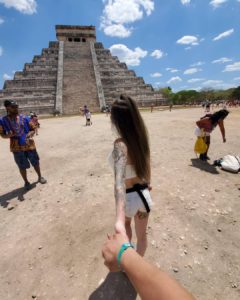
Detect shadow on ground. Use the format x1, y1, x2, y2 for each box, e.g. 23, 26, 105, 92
190, 158, 220, 174
89, 272, 137, 300
0, 182, 37, 208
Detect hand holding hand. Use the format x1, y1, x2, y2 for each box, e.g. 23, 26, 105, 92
102, 232, 129, 272
114, 220, 126, 235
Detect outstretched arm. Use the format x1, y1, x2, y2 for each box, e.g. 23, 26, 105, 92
218, 120, 226, 142
102, 233, 196, 300
112, 140, 127, 234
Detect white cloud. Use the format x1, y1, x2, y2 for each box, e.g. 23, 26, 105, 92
191, 61, 205, 67
3, 73, 12, 80
150, 49, 164, 59
100, 0, 154, 37
109, 44, 147, 66
177, 35, 199, 45
150, 72, 162, 78
166, 68, 179, 73
213, 28, 234, 41
103, 24, 132, 38
0, 17, 4, 24
167, 76, 182, 84
210, 0, 228, 8
202, 80, 223, 86
0, 46, 3, 56
181, 0, 191, 4
212, 57, 232, 64
233, 77, 240, 81
0, 0, 37, 14
223, 62, 240, 72
184, 68, 202, 75
187, 78, 205, 83
191, 86, 202, 91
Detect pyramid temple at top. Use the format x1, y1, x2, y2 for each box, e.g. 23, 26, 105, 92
0, 25, 165, 115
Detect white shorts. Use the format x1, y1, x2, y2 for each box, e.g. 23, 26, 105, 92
194, 127, 211, 137
125, 188, 153, 218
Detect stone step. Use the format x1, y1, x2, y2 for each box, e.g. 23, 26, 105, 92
97, 63, 128, 70
25, 61, 58, 69
24, 65, 58, 72
14, 70, 57, 80
42, 48, 59, 56
0, 88, 56, 97
4, 79, 57, 89
103, 83, 153, 92
101, 77, 145, 85
100, 70, 136, 77
49, 41, 59, 48
32, 56, 58, 63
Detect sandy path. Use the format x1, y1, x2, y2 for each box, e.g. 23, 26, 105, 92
0, 108, 239, 300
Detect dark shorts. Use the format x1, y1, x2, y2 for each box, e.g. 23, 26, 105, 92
13, 150, 40, 170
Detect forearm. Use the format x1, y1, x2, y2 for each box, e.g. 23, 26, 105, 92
114, 186, 126, 224
113, 140, 127, 226
121, 249, 195, 300
220, 127, 225, 139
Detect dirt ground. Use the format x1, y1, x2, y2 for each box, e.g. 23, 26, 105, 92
0, 107, 239, 300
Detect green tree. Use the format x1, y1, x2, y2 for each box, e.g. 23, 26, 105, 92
231, 86, 240, 99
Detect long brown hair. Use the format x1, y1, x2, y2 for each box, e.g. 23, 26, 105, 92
111, 94, 150, 182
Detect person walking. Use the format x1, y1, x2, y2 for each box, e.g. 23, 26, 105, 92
0, 100, 47, 189
109, 94, 152, 256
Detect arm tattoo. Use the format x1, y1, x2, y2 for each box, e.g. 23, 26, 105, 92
113, 141, 127, 214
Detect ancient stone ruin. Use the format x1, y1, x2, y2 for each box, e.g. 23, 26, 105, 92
0, 25, 165, 115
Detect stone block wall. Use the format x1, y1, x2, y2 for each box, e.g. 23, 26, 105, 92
94, 43, 165, 107
0, 42, 59, 116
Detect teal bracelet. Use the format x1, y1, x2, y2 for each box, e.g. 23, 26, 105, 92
117, 243, 134, 269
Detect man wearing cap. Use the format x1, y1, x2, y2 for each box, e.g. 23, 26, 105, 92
0, 100, 46, 190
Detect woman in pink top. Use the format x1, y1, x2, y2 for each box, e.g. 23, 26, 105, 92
196, 109, 229, 161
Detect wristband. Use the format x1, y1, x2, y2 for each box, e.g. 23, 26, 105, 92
117, 243, 134, 269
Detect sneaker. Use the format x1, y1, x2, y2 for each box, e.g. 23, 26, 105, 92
24, 181, 31, 190
199, 154, 206, 161
38, 177, 47, 184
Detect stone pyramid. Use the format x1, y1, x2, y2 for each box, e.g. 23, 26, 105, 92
0, 25, 165, 116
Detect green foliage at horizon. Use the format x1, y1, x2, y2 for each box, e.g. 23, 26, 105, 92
156, 86, 240, 105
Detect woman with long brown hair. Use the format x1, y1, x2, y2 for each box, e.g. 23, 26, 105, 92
109, 94, 152, 256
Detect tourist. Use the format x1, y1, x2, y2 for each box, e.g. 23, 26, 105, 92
102, 232, 196, 300
109, 94, 152, 256
82, 105, 88, 116
205, 102, 210, 112
85, 110, 92, 126
0, 100, 47, 190
105, 104, 110, 117
196, 109, 229, 161
150, 103, 154, 113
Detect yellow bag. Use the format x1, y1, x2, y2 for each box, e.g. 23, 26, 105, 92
194, 137, 207, 154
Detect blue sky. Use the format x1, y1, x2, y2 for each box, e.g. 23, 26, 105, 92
0, 0, 239, 92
